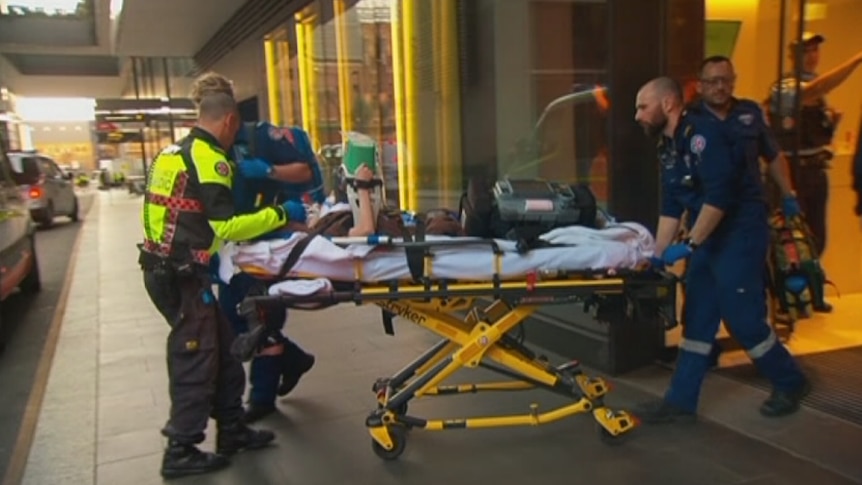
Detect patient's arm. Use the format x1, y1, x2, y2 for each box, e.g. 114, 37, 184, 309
271, 163, 312, 183
348, 164, 377, 237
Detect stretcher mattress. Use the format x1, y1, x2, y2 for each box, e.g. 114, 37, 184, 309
217, 222, 655, 285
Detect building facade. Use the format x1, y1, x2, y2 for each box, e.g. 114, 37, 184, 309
202, 0, 703, 224
191, 0, 703, 370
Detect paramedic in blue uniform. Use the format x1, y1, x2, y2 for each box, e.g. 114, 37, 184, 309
633, 77, 810, 423
690, 56, 801, 364
219, 122, 323, 423
693, 56, 800, 215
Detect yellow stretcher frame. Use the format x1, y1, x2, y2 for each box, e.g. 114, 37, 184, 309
241, 267, 676, 461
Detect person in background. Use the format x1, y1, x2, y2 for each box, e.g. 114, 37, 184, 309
766, 34, 862, 314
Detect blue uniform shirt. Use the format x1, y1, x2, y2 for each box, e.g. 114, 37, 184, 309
695, 98, 779, 164
658, 109, 766, 243
229, 122, 327, 212
695, 99, 777, 211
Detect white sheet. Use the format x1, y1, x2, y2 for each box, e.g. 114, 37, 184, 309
218, 222, 655, 284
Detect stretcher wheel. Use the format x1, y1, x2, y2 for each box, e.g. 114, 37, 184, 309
371, 425, 408, 461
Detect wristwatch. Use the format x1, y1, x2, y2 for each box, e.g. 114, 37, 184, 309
683, 237, 699, 250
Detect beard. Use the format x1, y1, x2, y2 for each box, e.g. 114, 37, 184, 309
641, 114, 668, 139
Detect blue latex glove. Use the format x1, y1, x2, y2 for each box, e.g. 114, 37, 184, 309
281, 200, 307, 223
648, 256, 666, 269
662, 243, 693, 265
785, 275, 808, 294
782, 195, 801, 217
238, 158, 273, 180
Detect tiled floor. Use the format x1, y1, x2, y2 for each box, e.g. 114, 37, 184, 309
16, 192, 862, 485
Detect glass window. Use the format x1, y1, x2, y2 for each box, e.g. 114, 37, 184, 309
385, 0, 463, 211
515, 0, 609, 206
262, 0, 464, 212
336, 0, 401, 207
39, 157, 61, 178
295, 1, 343, 150
264, 27, 301, 126
460, 0, 609, 209
11, 157, 41, 185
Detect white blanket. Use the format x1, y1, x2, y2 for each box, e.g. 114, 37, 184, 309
217, 222, 655, 284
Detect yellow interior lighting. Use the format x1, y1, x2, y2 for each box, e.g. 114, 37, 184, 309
402, 0, 419, 210
275, 37, 295, 126
295, 11, 319, 148
333, 0, 353, 134
439, 0, 462, 205
390, 0, 409, 210
263, 37, 282, 126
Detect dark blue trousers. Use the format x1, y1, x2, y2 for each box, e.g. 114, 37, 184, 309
666, 221, 806, 412
218, 273, 284, 407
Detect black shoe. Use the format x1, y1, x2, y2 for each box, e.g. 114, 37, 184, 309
160, 442, 229, 479
278, 353, 315, 397
216, 422, 276, 456
634, 399, 697, 425
243, 403, 277, 424
813, 301, 833, 313
760, 380, 811, 417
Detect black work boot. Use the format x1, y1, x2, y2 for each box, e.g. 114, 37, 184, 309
760, 379, 812, 417
160, 441, 229, 479
243, 403, 277, 424
278, 348, 315, 397
635, 399, 697, 425
216, 422, 276, 456
813, 300, 833, 313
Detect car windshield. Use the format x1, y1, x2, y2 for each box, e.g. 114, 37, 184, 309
9, 157, 42, 185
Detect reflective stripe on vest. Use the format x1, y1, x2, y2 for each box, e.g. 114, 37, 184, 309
141, 143, 212, 265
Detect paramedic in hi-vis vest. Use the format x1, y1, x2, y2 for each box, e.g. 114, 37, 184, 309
634, 77, 809, 424
138, 73, 307, 479
767, 33, 862, 312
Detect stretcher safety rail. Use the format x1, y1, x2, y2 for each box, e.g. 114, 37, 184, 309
234, 234, 678, 460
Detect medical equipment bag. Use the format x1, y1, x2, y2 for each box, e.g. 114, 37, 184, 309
767, 210, 830, 319
460, 177, 598, 251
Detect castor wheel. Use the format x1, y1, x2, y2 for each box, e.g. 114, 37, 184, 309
371, 425, 408, 461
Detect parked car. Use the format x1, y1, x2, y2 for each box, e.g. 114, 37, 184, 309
7, 151, 79, 227
0, 145, 41, 304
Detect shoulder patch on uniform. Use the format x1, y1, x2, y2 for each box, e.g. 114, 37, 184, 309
268, 126, 284, 140
215, 160, 231, 177
690, 134, 707, 154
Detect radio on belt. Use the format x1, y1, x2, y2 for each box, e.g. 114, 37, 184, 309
492, 178, 587, 225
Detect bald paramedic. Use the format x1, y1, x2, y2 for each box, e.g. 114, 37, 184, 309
138, 87, 305, 479
634, 77, 809, 423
